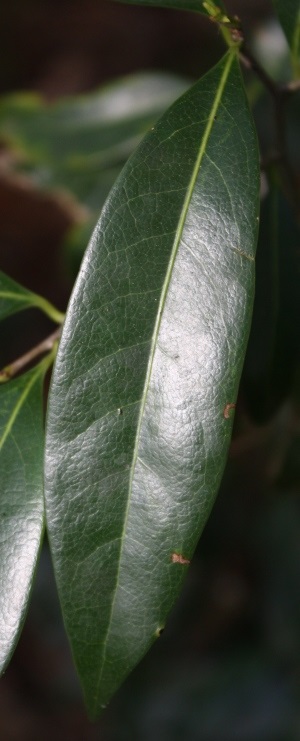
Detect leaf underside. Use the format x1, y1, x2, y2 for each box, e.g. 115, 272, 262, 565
0, 367, 45, 672
45, 51, 259, 717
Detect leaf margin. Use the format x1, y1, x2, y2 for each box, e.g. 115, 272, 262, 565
0, 352, 54, 673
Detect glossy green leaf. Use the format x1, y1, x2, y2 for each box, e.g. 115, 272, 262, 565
272, 0, 300, 65
45, 51, 259, 717
0, 364, 46, 672
0, 270, 64, 324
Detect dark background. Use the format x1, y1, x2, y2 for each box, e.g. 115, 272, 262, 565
2, 2, 300, 739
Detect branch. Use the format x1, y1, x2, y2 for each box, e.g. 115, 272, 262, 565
0, 327, 61, 382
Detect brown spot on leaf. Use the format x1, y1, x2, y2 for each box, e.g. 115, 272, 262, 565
171, 553, 190, 565
223, 403, 236, 419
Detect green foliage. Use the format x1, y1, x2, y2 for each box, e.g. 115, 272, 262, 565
0, 73, 189, 277
44, 50, 259, 716
0, 0, 299, 723
0, 270, 38, 320
0, 366, 46, 672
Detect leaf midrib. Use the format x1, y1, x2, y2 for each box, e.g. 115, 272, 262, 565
92, 48, 237, 712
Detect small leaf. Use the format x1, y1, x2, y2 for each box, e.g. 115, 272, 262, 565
0, 364, 47, 672
0, 271, 64, 324
45, 51, 260, 716
272, 0, 300, 66
0, 271, 38, 321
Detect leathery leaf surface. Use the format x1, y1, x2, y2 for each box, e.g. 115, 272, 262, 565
0, 366, 45, 672
45, 51, 260, 717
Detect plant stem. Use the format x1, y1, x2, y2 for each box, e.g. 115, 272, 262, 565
0, 327, 61, 383
31, 294, 65, 324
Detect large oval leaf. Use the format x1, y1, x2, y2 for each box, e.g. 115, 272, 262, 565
0, 364, 46, 672
45, 51, 260, 717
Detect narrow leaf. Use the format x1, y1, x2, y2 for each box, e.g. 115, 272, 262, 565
0, 364, 46, 672
45, 51, 260, 717
272, 0, 300, 63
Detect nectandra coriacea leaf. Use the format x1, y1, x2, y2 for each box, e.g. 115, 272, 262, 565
45, 50, 260, 717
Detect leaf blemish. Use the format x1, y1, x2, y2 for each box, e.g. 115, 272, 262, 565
231, 246, 254, 262
223, 403, 236, 419
171, 553, 190, 565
